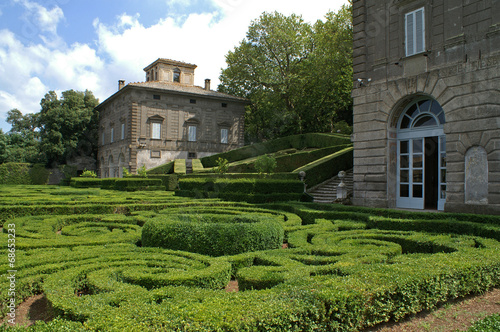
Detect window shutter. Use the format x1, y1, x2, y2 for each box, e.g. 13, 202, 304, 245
415, 9, 425, 54
406, 12, 415, 56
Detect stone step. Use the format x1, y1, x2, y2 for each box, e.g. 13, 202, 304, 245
307, 169, 353, 203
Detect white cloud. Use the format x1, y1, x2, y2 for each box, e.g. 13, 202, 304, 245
92, 0, 347, 92
14, 0, 64, 35
0, 0, 348, 131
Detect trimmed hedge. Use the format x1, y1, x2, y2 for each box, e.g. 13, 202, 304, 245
29, 163, 51, 185
142, 214, 284, 256
149, 174, 179, 191
114, 178, 163, 191
227, 144, 352, 173
192, 159, 204, 173
176, 178, 304, 202
201, 133, 351, 167
70, 178, 102, 188
146, 161, 174, 175
70, 178, 163, 191
178, 178, 303, 194
2, 186, 500, 331
0, 163, 32, 185
174, 159, 186, 174
295, 146, 354, 188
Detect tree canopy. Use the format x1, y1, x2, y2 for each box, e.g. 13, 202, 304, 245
1, 90, 99, 166
219, 4, 353, 142
39, 90, 99, 165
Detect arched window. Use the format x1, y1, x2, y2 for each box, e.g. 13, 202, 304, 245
398, 99, 445, 130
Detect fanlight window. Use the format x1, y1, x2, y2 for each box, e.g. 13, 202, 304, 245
398, 99, 445, 130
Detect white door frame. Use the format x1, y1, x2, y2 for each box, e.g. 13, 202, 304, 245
397, 128, 445, 211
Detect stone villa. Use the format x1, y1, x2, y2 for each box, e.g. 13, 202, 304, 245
352, 0, 500, 214
96, 59, 248, 178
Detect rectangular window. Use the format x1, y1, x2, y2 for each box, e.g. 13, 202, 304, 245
102, 133, 105, 145
121, 123, 125, 140
188, 126, 197, 142
405, 7, 425, 56
221, 103, 228, 108
153, 95, 160, 100
152, 122, 161, 139
110, 128, 114, 143
190, 99, 196, 104
221, 128, 228, 144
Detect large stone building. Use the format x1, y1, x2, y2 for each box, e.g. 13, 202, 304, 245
97, 59, 248, 177
352, 0, 500, 214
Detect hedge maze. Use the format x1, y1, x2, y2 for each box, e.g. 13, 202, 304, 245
1, 186, 500, 331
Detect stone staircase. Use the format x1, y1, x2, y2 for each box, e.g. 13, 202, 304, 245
185, 159, 193, 174
307, 169, 353, 204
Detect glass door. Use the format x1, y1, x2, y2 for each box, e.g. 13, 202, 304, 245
397, 138, 425, 209
438, 136, 446, 211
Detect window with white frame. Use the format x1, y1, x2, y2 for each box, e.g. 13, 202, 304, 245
151, 122, 161, 139
188, 125, 197, 142
405, 7, 425, 57
221, 128, 228, 144
110, 128, 114, 143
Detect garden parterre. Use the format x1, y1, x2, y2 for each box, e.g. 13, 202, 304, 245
1, 186, 500, 331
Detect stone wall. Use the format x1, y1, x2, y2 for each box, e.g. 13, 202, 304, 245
352, 0, 500, 214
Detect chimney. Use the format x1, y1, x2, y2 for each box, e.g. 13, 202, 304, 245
204, 79, 211, 91
118, 80, 125, 90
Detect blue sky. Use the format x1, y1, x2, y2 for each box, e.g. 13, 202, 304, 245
0, 0, 348, 131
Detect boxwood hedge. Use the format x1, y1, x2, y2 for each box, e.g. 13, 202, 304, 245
1, 186, 500, 331
142, 214, 284, 256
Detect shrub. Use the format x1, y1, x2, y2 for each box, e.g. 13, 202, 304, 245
114, 178, 163, 191
79, 169, 97, 178
58, 164, 78, 186
146, 161, 174, 175
200, 133, 351, 167
213, 157, 229, 174
137, 165, 148, 178
122, 167, 132, 177
294, 147, 353, 188
467, 314, 500, 332
174, 159, 186, 174
0, 163, 31, 185
142, 214, 284, 256
254, 155, 277, 175
29, 164, 51, 185
191, 159, 205, 173
70, 178, 102, 188
149, 174, 179, 191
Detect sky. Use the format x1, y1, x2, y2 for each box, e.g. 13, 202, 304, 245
0, 0, 349, 132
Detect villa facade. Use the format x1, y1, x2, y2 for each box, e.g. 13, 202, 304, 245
352, 0, 500, 214
96, 59, 248, 177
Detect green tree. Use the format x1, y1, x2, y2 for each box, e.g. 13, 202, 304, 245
2, 110, 43, 163
219, 4, 353, 141
38, 90, 99, 165
0, 130, 8, 163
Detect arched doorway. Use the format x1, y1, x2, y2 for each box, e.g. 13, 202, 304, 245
396, 98, 446, 210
